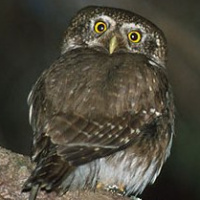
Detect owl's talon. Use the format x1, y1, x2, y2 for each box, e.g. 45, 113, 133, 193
105, 184, 126, 195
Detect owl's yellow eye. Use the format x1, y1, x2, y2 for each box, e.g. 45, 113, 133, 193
94, 21, 107, 34
128, 31, 142, 43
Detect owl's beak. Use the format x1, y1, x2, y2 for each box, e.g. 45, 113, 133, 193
109, 35, 118, 54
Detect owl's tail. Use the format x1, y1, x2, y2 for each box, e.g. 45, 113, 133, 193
22, 153, 74, 200
26, 184, 40, 200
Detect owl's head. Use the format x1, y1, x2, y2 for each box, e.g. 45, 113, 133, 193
62, 6, 167, 67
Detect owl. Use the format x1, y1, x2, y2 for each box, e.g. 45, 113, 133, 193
23, 6, 174, 200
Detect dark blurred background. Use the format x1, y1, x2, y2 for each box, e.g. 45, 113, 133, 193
0, 0, 200, 200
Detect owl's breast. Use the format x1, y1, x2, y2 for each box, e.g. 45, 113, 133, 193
46, 48, 167, 118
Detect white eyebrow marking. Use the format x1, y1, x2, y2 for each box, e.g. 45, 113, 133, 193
91, 15, 116, 29
120, 22, 148, 42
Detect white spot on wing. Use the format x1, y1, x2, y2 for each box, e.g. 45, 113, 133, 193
166, 91, 169, 98
83, 97, 87, 102
107, 122, 111, 126
156, 38, 161, 46
150, 108, 156, 113
69, 90, 74, 95
82, 131, 90, 137
114, 134, 119, 138
98, 134, 104, 138
136, 128, 140, 134
131, 102, 135, 108
120, 138, 124, 142
93, 121, 103, 129
142, 110, 147, 114
111, 125, 115, 129
130, 129, 135, 134
94, 131, 99, 136
155, 111, 161, 116
124, 137, 130, 143
148, 60, 158, 67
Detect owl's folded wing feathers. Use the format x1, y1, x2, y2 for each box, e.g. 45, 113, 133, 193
29, 79, 159, 167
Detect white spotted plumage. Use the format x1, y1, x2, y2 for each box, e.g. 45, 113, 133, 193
23, 6, 174, 200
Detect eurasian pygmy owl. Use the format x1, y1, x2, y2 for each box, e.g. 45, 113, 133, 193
23, 6, 174, 200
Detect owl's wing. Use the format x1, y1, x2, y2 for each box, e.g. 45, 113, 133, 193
45, 112, 152, 166
29, 78, 159, 167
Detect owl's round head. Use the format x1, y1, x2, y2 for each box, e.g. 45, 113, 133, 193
62, 6, 167, 67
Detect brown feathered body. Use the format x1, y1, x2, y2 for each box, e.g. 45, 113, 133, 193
23, 6, 174, 200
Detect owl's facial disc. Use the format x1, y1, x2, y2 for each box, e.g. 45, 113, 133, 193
88, 16, 147, 55
62, 7, 167, 66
